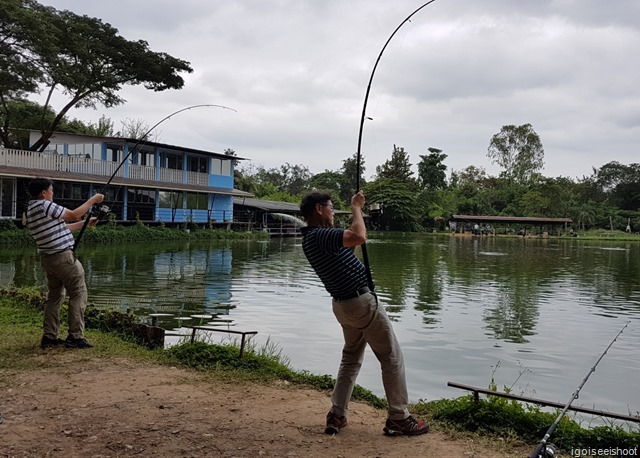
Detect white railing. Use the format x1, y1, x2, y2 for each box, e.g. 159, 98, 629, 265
186, 170, 209, 186
0, 148, 210, 186
129, 163, 156, 181
159, 167, 184, 183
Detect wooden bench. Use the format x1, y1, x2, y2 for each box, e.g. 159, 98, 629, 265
187, 326, 258, 358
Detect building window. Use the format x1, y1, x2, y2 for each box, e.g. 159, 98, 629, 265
165, 153, 183, 170
211, 158, 222, 175
188, 156, 208, 173
186, 192, 208, 210
127, 188, 156, 204
221, 159, 231, 176
159, 191, 183, 208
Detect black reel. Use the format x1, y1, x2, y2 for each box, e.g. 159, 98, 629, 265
538, 444, 558, 458
92, 204, 111, 221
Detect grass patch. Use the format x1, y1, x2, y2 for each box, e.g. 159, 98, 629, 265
411, 392, 640, 449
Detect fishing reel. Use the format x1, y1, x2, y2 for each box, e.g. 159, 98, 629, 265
92, 204, 111, 221
536, 444, 558, 458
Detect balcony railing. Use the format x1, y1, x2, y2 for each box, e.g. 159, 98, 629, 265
0, 148, 209, 187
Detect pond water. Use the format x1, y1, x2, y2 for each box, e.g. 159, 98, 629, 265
2, 234, 639, 424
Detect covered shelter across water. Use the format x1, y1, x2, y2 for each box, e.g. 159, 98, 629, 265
450, 215, 573, 236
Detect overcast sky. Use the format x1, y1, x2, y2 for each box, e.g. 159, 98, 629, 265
39, 0, 639, 181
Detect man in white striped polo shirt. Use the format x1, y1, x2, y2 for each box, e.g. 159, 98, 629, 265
26, 177, 104, 349
300, 190, 429, 437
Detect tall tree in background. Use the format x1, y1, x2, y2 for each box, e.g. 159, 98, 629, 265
339, 153, 365, 203
417, 147, 448, 191
376, 145, 415, 187
0, 0, 192, 150
487, 124, 544, 184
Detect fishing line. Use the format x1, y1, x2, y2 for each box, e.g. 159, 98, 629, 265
529, 320, 631, 458
355, 0, 438, 290
73, 103, 237, 251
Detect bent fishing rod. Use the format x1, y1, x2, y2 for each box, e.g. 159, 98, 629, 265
529, 320, 631, 458
73, 103, 237, 252
355, 0, 438, 291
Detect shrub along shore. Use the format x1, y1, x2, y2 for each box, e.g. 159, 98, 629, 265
0, 218, 266, 247
1, 287, 637, 451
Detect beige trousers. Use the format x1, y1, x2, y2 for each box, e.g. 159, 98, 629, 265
331, 292, 410, 421
40, 250, 87, 340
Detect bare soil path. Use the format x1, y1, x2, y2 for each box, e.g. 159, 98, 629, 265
0, 353, 528, 457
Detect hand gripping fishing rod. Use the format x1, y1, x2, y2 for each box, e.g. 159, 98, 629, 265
529, 321, 631, 458
356, 0, 438, 291
73, 104, 237, 252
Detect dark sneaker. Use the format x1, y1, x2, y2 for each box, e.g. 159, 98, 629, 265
40, 336, 66, 349
325, 411, 347, 435
64, 337, 93, 349
383, 416, 429, 436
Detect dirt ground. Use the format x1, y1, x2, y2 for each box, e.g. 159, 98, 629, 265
0, 351, 529, 458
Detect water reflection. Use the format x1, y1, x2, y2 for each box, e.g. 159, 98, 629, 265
1, 234, 639, 417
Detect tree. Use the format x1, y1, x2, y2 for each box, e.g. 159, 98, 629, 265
364, 178, 419, 231
487, 124, 544, 184
339, 153, 365, 204
1, 0, 192, 151
376, 145, 415, 186
279, 162, 311, 196
596, 161, 640, 211
417, 147, 448, 191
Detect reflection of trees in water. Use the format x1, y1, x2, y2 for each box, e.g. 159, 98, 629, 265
483, 283, 539, 343
364, 234, 446, 326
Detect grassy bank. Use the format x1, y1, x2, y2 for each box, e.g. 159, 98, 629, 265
0, 218, 266, 247
1, 287, 638, 452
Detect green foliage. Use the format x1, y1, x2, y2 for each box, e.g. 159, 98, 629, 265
418, 147, 448, 191
166, 341, 386, 408
487, 123, 544, 184
1, 0, 193, 150
376, 145, 417, 190
420, 395, 640, 448
364, 178, 420, 231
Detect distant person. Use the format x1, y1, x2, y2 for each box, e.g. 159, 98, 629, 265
299, 190, 429, 437
25, 177, 104, 349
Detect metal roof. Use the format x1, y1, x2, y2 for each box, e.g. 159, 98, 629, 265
0, 166, 253, 197
233, 197, 301, 212
452, 215, 572, 224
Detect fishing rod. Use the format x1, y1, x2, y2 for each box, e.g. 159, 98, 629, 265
73, 103, 237, 252
355, 0, 438, 291
529, 321, 631, 458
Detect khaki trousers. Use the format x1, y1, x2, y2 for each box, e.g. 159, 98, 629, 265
40, 250, 87, 340
331, 292, 410, 421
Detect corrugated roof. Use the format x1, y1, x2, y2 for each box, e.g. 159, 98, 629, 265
233, 197, 301, 212
452, 215, 572, 224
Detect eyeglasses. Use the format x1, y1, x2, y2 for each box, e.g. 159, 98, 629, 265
320, 203, 334, 211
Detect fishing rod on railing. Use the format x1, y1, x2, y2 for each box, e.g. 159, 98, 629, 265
529, 320, 631, 458
72, 104, 237, 252
355, 0, 438, 291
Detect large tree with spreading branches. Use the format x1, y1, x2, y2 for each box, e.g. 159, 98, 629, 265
0, 0, 192, 149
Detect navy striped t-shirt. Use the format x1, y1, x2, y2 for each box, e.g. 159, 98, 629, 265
26, 200, 74, 255
301, 226, 367, 298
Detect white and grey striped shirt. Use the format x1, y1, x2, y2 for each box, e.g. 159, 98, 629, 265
26, 200, 74, 255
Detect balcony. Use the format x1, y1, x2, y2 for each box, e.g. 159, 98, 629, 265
0, 148, 210, 187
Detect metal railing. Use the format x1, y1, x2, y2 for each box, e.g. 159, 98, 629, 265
0, 148, 210, 187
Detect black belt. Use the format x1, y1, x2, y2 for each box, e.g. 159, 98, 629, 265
333, 286, 370, 301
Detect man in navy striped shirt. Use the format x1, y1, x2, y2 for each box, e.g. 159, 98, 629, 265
26, 177, 104, 349
300, 191, 428, 437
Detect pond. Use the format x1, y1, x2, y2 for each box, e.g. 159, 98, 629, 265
2, 233, 639, 423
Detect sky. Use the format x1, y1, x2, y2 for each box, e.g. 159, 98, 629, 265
38, 0, 640, 182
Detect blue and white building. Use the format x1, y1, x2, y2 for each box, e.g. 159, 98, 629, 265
0, 131, 252, 224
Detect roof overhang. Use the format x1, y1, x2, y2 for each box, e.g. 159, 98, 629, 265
0, 166, 253, 197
